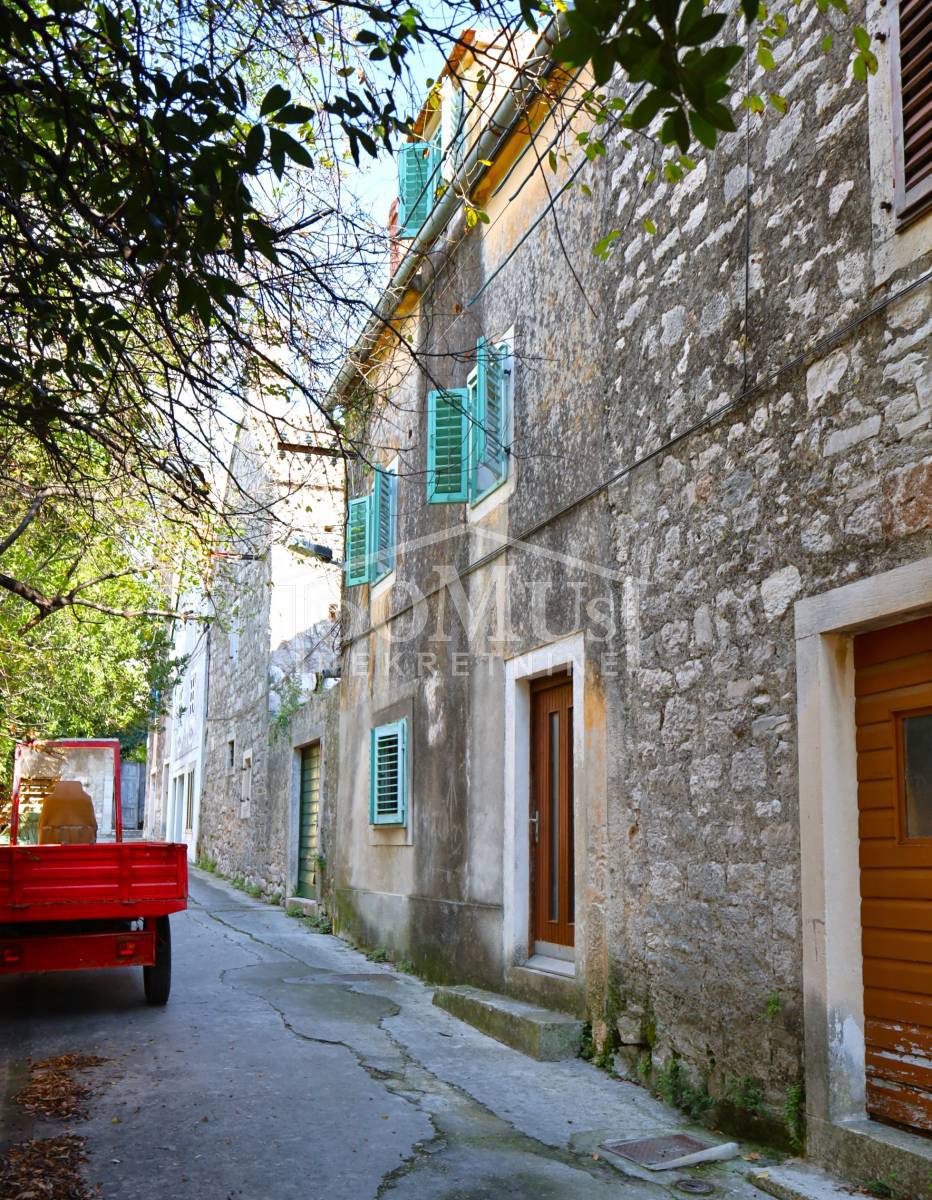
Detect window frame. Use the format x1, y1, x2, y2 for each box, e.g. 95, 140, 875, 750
397, 133, 441, 239
184, 768, 195, 832
467, 339, 512, 506
370, 464, 398, 585
891, 0, 932, 226
369, 719, 408, 827
345, 464, 398, 589
427, 387, 470, 504
240, 750, 253, 819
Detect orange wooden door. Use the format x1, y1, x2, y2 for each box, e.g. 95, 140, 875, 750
856, 615, 932, 1132
530, 676, 575, 949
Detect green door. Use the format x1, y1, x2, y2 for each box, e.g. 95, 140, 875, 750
297, 743, 321, 898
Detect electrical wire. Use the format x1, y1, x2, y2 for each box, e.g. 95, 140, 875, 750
343, 260, 932, 649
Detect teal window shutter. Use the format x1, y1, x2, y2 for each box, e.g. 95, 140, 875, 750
397, 140, 438, 238
441, 82, 465, 179
345, 494, 372, 587
470, 337, 509, 503
427, 388, 469, 503
370, 720, 407, 825
370, 467, 397, 580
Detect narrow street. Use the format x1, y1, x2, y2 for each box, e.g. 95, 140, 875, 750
0, 871, 790, 1200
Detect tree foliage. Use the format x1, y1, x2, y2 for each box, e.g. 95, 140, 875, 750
0, 0, 866, 753
0, 454, 181, 788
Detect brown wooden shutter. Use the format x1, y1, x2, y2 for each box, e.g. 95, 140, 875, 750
893, 0, 932, 223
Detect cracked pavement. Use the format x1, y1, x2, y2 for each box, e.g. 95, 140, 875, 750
0, 870, 783, 1199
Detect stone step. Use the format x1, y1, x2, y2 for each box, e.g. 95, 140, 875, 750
750, 1164, 859, 1200
433, 984, 584, 1061
285, 896, 318, 918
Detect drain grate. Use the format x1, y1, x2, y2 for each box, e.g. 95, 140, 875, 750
601, 1134, 712, 1169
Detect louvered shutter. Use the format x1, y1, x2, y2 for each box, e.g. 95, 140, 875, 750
370, 720, 407, 825
441, 79, 465, 181
470, 337, 508, 502
345, 494, 372, 586
371, 467, 397, 580
397, 140, 437, 237
894, 0, 932, 221
427, 388, 469, 502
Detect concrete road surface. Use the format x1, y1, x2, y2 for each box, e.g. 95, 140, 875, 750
0, 869, 779, 1199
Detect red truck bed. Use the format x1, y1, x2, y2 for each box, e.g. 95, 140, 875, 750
0, 841, 188, 924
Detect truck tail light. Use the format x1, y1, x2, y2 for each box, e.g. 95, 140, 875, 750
1, 946, 22, 964
116, 939, 138, 958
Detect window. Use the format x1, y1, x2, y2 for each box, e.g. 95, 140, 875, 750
440, 77, 465, 182
893, 0, 932, 223
427, 336, 511, 506
227, 739, 236, 770
344, 465, 398, 589
240, 751, 253, 819
901, 709, 932, 837
370, 720, 407, 826
397, 135, 440, 238
184, 769, 195, 832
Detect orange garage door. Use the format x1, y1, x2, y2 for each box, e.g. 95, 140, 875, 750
856, 615, 932, 1133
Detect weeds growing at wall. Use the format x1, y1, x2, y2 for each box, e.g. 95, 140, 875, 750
783, 1082, 805, 1150
654, 1055, 713, 1120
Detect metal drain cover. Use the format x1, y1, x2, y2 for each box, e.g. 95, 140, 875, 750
602, 1136, 712, 1168
674, 1179, 716, 1195
602, 1134, 739, 1172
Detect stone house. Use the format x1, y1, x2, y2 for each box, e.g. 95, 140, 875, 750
144, 594, 209, 858
196, 407, 343, 905
328, 5, 932, 1190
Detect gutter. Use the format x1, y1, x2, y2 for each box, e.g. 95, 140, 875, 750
331, 16, 564, 402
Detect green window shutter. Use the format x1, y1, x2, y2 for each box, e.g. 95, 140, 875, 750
370, 720, 407, 825
370, 467, 397, 580
345, 494, 372, 587
470, 337, 509, 503
397, 140, 437, 238
427, 388, 469, 503
441, 81, 464, 179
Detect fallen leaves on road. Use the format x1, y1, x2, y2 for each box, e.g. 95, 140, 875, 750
15, 1055, 109, 1121
0, 1134, 94, 1200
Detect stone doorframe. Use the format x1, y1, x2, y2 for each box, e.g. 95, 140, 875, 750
503, 631, 587, 979
795, 555, 932, 1183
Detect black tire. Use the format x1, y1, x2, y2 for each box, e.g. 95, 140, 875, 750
143, 916, 171, 1005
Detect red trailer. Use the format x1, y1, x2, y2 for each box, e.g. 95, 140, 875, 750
0, 739, 188, 1004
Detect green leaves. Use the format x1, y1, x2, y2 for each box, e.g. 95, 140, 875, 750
260, 84, 291, 116
851, 25, 878, 81
593, 229, 621, 259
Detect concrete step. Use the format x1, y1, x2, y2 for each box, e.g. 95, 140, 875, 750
750, 1163, 858, 1200
285, 896, 318, 918
433, 984, 584, 1061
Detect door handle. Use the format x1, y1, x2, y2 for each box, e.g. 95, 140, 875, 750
529, 812, 539, 844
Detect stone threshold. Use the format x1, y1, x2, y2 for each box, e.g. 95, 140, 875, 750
433, 984, 584, 1060
525, 952, 575, 978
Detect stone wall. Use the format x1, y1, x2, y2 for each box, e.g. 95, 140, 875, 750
335, 0, 932, 1161
197, 412, 342, 900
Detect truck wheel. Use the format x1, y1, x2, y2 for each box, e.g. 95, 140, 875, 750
144, 916, 171, 1005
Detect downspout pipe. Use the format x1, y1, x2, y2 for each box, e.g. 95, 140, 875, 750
331, 16, 564, 402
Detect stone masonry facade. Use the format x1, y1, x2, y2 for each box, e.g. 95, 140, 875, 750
197, 412, 342, 903
330, 0, 932, 1182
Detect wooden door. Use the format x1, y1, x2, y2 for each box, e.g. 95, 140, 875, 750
856, 615, 932, 1132
530, 676, 575, 950
297, 743, 321, 899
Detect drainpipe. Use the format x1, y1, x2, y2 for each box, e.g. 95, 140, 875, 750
331, 16, 564, 401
